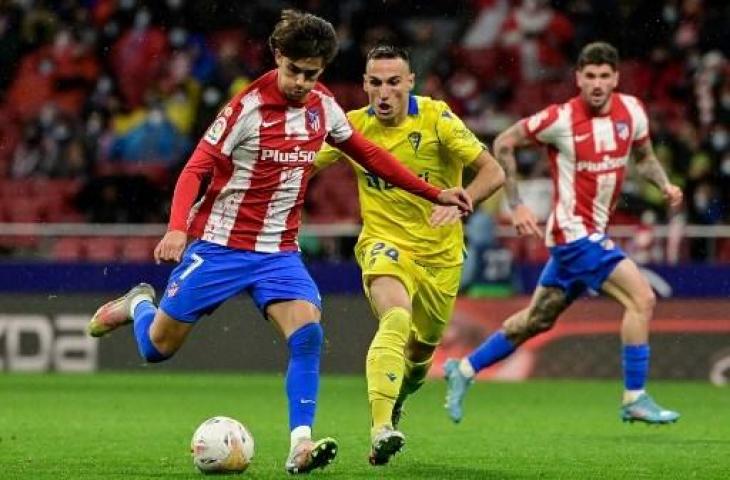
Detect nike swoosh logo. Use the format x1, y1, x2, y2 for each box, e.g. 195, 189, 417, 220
386, 373, 397, 382
575, 133, 591, 142
261, 120, 278, 128
299, 399, 316, 404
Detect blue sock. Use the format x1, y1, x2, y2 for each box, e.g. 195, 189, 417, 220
286, 322, 323, 432
467, 331, 516, 372
622, 344, 650, 391
132, 300, 168, 363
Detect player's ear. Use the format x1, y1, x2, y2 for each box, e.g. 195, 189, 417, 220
407, 72, 415, 91
274, 49, 284, 68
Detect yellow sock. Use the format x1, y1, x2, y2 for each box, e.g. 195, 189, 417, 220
366, 307, 411, 430
398, 355, 433, 403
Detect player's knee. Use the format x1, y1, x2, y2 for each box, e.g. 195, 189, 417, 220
287, 322, 323, 356
633, 288, 656, 316
525, 310, 558, 336
149, 328, 181, 352
379, 307, 411, 332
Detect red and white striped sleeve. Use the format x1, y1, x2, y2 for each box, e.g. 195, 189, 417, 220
521, 104, 562, 145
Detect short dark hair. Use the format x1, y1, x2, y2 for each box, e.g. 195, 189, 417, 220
268, 10, 338, 64
577, 42, 619, 70
366, 45, 411, 65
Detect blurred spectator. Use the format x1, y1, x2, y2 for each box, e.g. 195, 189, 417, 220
110, 8, 168, 108
499, 0, 574, 83
461, 0, 509, 49
109, 105, 191, 166
6, 27, 99, 120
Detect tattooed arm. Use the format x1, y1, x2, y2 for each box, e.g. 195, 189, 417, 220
633, 139, 683, 207
493, 122, 544, 238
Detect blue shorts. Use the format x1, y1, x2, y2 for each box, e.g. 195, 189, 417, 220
538, 234, 626, 302
159, 240, 321, 323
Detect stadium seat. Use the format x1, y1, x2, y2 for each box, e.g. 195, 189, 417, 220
524, 237, 550, 263
451, 46, 501, 83
0, 180, 35, 200
716, 238, 730, 263
121, 236, 156, 262
85, 237, 121, 262
508, 83, 545, 117
51, 237, 85, 261
4, 197, 46, 223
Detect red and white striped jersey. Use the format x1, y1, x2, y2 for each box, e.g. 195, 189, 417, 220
188, 70, 353, 252
521, 93, 649, 246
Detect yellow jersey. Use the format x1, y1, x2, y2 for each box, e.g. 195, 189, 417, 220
315, 95, 485, 267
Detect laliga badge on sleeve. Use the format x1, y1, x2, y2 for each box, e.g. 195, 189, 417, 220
204, 117, 228, 145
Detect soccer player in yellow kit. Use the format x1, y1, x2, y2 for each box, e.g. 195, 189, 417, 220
315, 45, 505, 465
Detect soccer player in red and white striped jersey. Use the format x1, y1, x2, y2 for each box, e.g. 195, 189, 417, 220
87, 10, 471, 474
444, 42, 683, 425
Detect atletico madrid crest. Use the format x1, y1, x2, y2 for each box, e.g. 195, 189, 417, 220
306, 109, 320, 131
616, 121, 629, 141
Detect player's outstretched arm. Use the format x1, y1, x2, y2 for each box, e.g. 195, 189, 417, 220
155, 146, 216, 264
633, 139, 683, 208
334, 130, 473, 213
493, 122, 543, 238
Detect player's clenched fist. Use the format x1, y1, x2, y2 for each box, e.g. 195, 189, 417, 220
662, 184, 682, 208
437, 187, 473, 214
154, 230, 188, 264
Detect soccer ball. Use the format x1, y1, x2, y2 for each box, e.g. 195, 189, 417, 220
191, 416, 255, 474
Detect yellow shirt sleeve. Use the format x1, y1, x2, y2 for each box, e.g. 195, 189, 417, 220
314, 141, 345, 173
435, 101, 485, 168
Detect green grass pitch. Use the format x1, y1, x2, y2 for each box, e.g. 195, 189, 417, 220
1, 373, 728, 479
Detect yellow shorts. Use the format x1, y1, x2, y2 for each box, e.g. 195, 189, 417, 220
356, 239, 461, 346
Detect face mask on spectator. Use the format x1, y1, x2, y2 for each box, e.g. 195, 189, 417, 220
710, 129, 728, 151
134, 10, 151, 30
148, 109, 165, 126
693, 190, 709, 211
720, 155, 730, 176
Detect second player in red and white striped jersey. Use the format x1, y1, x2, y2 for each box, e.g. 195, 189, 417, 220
521, 93, 649, 246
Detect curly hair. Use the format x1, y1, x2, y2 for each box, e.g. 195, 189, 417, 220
268, 10, 338, 64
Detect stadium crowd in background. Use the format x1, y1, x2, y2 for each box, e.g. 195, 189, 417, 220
0, 0, 728, 260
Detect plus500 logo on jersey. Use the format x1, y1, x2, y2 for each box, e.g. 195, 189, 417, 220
261, 148, 316, 164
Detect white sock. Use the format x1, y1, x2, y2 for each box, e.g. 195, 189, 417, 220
290, 426, 311, 450
129, 294, 154, 318
458, 358, 475, 378
623, 389, 645, 404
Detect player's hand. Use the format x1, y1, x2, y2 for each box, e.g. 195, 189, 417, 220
430, 205, 466, 227
154, 230, 187, 264
512, 203, 543, 238
437, 187, 473, 214
662, 184, 683, 208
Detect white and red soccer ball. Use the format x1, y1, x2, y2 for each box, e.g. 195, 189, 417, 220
191, 416, 254, 474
